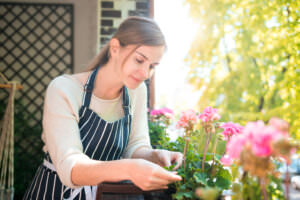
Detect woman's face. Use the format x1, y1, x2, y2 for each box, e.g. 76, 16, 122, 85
118, 44, 165, 89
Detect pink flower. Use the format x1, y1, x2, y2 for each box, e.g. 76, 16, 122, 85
223, 119, 292, 168
150, 108, 174, 117
199, 106, 221, 122
245, 121, 281, 157
221, 122, 243, 140
226, 134, 247, 159
220, 155, 233, 166
176, 109, 198, 129
227, 121, 282, 158
268, 117, 289, 136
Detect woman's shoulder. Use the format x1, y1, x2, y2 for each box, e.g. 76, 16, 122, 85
48, 72, 90, 91
46, 73, 89, 100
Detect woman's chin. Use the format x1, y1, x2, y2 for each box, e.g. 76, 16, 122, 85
125, 81, 142, 90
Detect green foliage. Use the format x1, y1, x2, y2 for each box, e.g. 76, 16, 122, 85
148, 114, 286, 199
164, 162, 177, 171
148, 119, 166, 147
235, 173, 285, 200
148, 115, 172, 149
162, 135, 231, 200
184, 0, 300, 139
267, 175, 285, 200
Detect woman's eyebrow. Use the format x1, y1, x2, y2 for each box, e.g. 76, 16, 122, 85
136, 51, 148, 60
135, 51, 160, 65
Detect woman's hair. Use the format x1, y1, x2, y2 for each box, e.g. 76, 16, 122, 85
86, 16, 166, 70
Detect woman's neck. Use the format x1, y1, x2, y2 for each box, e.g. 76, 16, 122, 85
93, 62, 124, 100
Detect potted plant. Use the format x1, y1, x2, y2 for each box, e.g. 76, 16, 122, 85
149, 107, 234, 200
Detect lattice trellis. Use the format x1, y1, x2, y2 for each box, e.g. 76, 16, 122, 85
0, 2, 74, 124
0, 2, 74, 198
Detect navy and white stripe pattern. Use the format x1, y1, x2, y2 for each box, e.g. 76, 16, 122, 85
23, 66, 133, 200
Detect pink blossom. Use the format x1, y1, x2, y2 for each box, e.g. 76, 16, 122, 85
221, 122, 244, 140
245, 121, 282, 157
199, 106, 221, 122
150, 108, 174, 117
226, 134, 247, 159
268, 117, 289, 136
223, 119, 292, 166
235, 121, 282, 157
220, 155, 233, 166
176, 109, 198, 129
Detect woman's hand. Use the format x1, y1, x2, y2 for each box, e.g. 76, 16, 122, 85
128, 159, 182, 191
152, 149, 183, 170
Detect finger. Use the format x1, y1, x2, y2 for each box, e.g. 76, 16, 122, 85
155, 168, 182, 182
163, 157, 171, 167
158, 151, 171, 167
149, 176, 172, 186
172, 153, 184, 170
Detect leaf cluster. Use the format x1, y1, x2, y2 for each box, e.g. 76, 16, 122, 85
184, 0, 300, 139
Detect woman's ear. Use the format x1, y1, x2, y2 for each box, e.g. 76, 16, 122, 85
109, 38, 121, 58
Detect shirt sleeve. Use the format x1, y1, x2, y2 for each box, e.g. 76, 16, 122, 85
122, 82, 152, 158
42, 77, 90, 188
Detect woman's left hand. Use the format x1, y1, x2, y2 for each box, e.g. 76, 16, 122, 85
152, 149, 183, 170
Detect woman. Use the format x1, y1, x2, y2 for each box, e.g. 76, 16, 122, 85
23, 16, 183, 200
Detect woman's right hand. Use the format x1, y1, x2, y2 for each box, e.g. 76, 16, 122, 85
127, 159, 182, 191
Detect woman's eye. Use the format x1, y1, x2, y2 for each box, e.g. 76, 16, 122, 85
136, 59, 143, 64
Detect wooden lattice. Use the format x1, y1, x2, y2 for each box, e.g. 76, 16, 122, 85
0, 2, 74, 199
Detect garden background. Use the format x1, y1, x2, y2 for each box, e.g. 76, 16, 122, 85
0, 0, 299, 199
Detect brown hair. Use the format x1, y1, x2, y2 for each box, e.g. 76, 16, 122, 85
86, 16, 166, 71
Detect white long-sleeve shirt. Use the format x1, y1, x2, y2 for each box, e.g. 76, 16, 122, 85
41, 74, 151, 188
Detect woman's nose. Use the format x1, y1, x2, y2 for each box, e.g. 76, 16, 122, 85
139, 65, 150, 79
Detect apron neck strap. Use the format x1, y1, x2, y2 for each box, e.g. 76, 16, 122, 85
82, 66, 100, 108
122, 86, 130, 115
82, 66, 131, 115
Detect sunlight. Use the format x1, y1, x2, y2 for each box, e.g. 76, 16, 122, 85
154, 0, 200, 112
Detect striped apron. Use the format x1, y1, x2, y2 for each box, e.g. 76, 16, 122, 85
23, 66, 140, 200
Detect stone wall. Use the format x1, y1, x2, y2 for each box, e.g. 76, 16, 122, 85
99, 0, 150, 47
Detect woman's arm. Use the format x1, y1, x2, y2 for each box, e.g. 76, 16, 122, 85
71, 159, 130, 186
71, 158, 182, 191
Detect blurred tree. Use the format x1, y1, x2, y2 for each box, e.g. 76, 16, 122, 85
184, 0, 300, 139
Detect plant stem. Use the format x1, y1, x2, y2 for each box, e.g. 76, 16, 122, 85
202, 131, 212, 171
212, 137, 218, 165
183, 137, 189, 172
259, 178, 268, 200
285, 164, 290, 200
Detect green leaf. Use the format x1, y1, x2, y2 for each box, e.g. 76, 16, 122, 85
217, 168, 232, 180
194, 172, 208, 186
163, 162, 177, 171
173, 191, 194, 200
215, 177, 231, 189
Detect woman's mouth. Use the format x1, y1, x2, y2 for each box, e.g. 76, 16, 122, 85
130, 76, 143, 83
